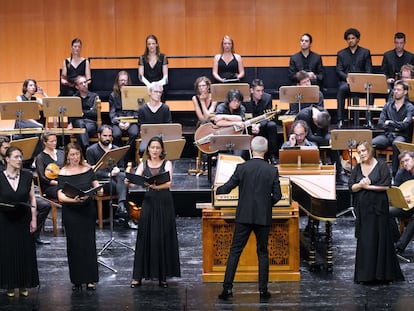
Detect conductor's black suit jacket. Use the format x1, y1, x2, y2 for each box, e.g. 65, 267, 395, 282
216, 158, 282, 227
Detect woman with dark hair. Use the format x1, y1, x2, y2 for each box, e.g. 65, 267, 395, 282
129, 136, 180, 288
60, 38, 91, 96
349, 141, 404, 284
0, 146, 39, 297
57, 143, 103, 291
35, 131, 64, 199
138, 35, 168, 87
212, 35, 245, 83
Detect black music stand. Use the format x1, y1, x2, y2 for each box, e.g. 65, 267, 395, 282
42, 97, 82, 147
347, 73, 388, 129
121, 86, 149, 110
209, 135, 251, 183
331, 129, 372, 218
0, 101, 40, 135
279, 85, 320, 112
95, 145, 133, 273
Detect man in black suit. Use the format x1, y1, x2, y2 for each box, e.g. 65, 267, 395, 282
382, 32, 414, 91
216, 136, 282, 301
336, 28, 372, 128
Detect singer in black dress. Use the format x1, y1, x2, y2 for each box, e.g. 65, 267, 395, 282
57, 143, 103, 291
349, 141, 404, 284
0, 146, 39, 297
130, 137, 180, 288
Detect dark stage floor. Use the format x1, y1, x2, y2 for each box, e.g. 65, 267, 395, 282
2, 159, 414, 310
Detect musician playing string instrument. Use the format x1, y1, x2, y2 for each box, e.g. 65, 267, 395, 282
213, 89, 246, 156
35, 131, 64, 200
389, 150, 414, 255
243, 79, 278, 164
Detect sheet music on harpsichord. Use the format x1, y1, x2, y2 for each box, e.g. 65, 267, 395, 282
213, 153, 291, 208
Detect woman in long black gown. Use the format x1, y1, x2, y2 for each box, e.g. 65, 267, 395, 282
0, 146, 38, 297
57, 143, 103, 291
349, 141, 404, 284
130, 137, 180, 288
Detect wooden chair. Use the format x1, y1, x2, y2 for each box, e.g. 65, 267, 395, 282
35, 175, 61, 236
94, 193, 118, 229
282, 118, 295, 142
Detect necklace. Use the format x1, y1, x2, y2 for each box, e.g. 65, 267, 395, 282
6, 173, 19, 180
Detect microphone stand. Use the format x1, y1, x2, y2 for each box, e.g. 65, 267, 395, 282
336, 139, 357, 218
97, 158, 134, 273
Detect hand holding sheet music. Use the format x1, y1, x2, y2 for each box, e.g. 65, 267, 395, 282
62, 182, 103, 199
125, 171, 170, 186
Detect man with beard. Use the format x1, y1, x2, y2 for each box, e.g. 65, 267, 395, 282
86, 125, 137, 229
373, 80, 414, 178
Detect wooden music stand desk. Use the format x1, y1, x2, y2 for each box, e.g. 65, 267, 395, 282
10, 136, 39, 161
94, 145, 130, 171
211, 83, 250, 102
140, 123, 182, 143
0, 101, 40, 121
395, 141, 414, 153
279, 85, 320, 112
42, 97, 83, 118
141, 139, 186, 161
406, 79, 414, 102
209, 135, 251, 153
330, 129, 372, 150
121, 86, 149, 110
347, 73, 388, 128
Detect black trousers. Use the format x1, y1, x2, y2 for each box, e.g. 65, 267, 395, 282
34, 197, 51, 239
223, 222, 270, 291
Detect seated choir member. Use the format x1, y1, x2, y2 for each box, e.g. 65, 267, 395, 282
192, 76, 217, 125
137, 83, 172, 156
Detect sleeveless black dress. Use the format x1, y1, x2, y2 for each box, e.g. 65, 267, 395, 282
60, 58, 87, 96
0, 169, 39, 290
132, 160, 180, 281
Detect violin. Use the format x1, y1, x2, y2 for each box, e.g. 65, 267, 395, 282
45, 162, 60, 179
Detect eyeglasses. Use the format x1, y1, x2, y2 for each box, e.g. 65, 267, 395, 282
294, 133, 305, 138
152, 90, 163, 94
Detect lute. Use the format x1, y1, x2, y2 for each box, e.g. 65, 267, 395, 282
194, 110, 277, 154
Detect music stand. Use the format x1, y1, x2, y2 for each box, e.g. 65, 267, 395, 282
95, 145, 133, 272
279, 85, 320, 112
348, 73, 388, 128
10, 137, 39, 161
406, 79, 414, 102
0, 101, 40, 135
121, 86, 149, 110
278, 147, 320, 168
140, 123, 183, 142
331, 129, 372, 218
395, 141, 414, 153
211, 83, 251, 102
141, 139, 185, 161
42, 97, 82, 147
209, 135, 251, 183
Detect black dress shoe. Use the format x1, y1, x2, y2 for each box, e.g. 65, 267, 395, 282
159, 281, 168, 288
259, 290, 271, 299
36, 238, 50, 245
218, 289, 233, 300
116, 202, 128, 220
72, 284, 82, 291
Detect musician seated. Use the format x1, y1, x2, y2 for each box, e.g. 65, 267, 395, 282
137, 83, 172, 157
294, 106, 347, 184
285, 71, 324, 115
389, 150, 414, 255
109, 71, 139, 165
86, 125, 137, 229
281, 120, 316, 148
69, 75, 98, 155
213, 89, 246, 157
